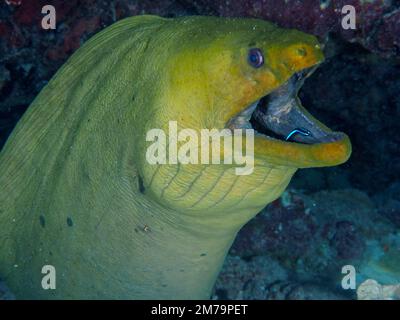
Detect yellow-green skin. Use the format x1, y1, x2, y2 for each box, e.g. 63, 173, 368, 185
0, 16, 351, 299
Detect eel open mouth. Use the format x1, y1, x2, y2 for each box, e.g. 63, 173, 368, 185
227, 67, 345, 145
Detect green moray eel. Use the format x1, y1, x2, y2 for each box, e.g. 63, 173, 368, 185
0, 15, 351, 299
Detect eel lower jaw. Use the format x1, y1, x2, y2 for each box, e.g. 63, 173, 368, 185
226, 68, 352, 168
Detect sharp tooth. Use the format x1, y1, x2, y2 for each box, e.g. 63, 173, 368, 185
240, 100, 260, 120
227, 100, 259, 130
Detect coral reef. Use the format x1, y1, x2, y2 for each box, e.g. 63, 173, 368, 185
185, 0, 400, 58
357, 279, 400, 300
212, 255, 348, 300
212, 255, 288, 299
213, 188, 400, 299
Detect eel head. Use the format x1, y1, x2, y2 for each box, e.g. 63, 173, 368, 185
139, 16, 351, 218
163, 16, 351, 169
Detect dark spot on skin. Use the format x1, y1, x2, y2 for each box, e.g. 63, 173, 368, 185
162, 284, 167, 287
39, 215, 45, 228
180, 269, 184, 272
49, 251, 53, 256
200, 253, 207, 256
132, 94, 136, 101
83, 166, 90, 181
67, 217, 73, 227
138, 175, 145, 194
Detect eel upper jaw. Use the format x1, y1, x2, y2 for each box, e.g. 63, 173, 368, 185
226, 66, 346, 145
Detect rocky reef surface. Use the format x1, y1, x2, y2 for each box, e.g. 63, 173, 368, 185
184, 0, 400, 59
212, 187, 400, 300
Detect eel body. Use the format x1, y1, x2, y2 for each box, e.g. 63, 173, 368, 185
0, 15, 351, 299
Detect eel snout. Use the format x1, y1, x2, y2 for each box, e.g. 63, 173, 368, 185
228, 67, 345, 145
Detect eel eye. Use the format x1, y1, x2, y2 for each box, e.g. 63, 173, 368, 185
248, 48, 264, 68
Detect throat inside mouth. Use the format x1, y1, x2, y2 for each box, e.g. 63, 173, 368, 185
227, 67, 345, 144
